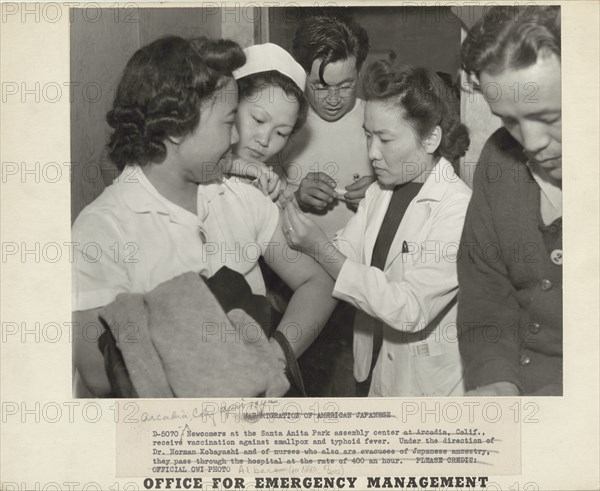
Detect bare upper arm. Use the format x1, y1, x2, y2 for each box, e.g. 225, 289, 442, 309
263, 214, 332, 291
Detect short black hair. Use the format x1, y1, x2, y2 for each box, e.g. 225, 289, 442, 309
106, 35, 245, 169
237, 70, 309, 133
461, 5, 560, 87
363, 62, 470, 164
291, 13, 369, 85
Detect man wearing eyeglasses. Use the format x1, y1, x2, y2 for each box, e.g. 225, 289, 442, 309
277, 13, 374, 241
269, 13, 374, 397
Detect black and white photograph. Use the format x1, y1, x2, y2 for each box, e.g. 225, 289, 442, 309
70, 5, 562, 399
1, 2, 598, 490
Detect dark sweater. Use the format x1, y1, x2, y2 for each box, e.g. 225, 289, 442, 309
457, 128, 562, 395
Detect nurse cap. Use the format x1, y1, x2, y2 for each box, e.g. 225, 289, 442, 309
233, 43, 307, 91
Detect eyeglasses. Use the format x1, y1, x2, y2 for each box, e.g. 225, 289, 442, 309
307, 80, 356, 99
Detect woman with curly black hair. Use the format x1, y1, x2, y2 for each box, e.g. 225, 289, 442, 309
282, 62, 472, 397
72, 36, 336, 397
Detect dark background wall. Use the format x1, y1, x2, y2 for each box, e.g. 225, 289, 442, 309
267, 6, 462, 98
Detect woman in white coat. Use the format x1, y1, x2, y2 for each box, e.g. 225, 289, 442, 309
283, 62, 472, 397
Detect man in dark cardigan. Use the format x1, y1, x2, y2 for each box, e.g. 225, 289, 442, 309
458, 6, 562, 395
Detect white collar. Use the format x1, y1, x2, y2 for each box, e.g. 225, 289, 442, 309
413, 157, 460, 203
526, 161, 562, 223
117, 165, 225, 226
375, 158, 461, 204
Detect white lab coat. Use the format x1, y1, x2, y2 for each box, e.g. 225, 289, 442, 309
333, 158, 472, 397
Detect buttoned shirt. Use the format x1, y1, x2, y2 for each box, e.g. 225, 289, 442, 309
72, 165, 279, 311
458, 128, 563, 395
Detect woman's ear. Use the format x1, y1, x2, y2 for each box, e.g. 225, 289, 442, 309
423, 125, 442, 154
